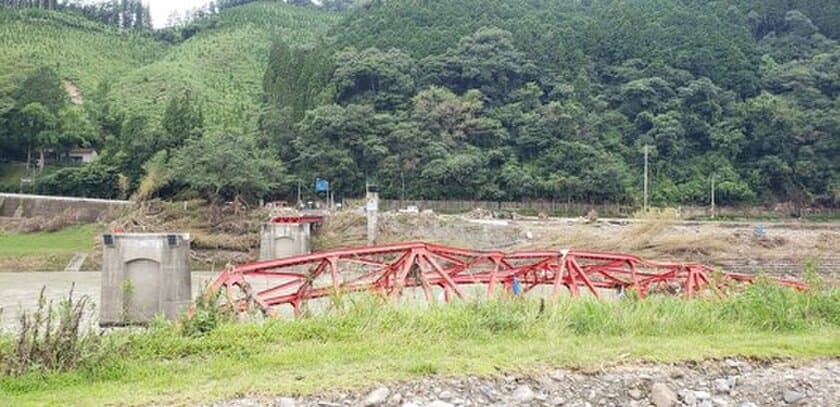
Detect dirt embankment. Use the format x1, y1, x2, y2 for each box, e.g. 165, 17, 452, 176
110, 200, 267, 269
516, 218, 839, 278
1, 200, 837, 276
318, 210, 839, 278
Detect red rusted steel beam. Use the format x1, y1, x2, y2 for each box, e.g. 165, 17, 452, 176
270, 215, 325, 224
207, 242, 808, 317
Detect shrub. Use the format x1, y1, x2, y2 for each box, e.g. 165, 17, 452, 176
179, 287, 231, 337
33, 163, 122, 199
0, 286, 102, 376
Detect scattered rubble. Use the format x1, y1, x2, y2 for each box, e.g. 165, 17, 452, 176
5, 199, 836, 278
210, 358, 839, 407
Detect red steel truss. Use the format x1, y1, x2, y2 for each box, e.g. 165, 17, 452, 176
208, 242, 807, 317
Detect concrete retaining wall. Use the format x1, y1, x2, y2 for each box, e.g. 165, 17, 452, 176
0, 193, 133, 221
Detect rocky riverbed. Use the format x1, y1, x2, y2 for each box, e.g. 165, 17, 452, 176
209, 358, 839, 407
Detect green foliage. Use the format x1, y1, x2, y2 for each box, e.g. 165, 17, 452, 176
179, 289, 232, 338
0, 0, 153, 31
720, 280, 840, 330
292, 103, 389, 195
421, 26, 535, 103
0, 162, 26, 192
0, 8, 166, 99
0, 3, 337, 200
161, 90, 204, 149
1, 283, 837, 382
170, 132, 284, 201
120, 280, 135, 325
57, 105, 97, 148
14, 66, 66, 113
333, 46, 416, 110
134, 150, 173, 201
262, 39, 332, 123
19, 102, 56, 153
259, 0, 840, 205
0, 224, 102, 257
33, 162, 122, 199
105, 2, 338, 131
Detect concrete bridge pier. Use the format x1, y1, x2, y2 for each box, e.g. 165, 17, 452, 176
100, 233, 191, 326
259, 216, 322, 260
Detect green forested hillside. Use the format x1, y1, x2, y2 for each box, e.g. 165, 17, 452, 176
0, 0, 838, 208
0, 8, 165, 95
269, 0, 839, 205
0, 2, 337, 133
109, 3, 338, 130
0, 1, 338, 196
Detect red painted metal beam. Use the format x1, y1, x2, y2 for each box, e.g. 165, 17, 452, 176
207, 242, 808, 317
270, 215, 325, 224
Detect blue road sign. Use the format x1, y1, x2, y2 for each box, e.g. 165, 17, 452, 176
315, 178, 329, 193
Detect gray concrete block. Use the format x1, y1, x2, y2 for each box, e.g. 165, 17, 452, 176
100, 233, 191, 326
259, 222, 312, 260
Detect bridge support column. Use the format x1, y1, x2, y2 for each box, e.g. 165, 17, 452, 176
259, 216, 323, 260
100, 233, 191, 326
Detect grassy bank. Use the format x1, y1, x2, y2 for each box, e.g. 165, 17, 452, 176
0, 163, 27, 192
0, 224, 102, 271
1, 284, 838, 406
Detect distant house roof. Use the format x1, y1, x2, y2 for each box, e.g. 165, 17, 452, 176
69, 148, 97, 155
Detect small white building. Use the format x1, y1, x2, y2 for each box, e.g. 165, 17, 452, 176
67, 148, 98, 164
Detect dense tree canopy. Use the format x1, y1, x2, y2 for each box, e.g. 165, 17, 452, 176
170, 132, 284, 202
260, 0, 839, 206
1, 0, 838, 207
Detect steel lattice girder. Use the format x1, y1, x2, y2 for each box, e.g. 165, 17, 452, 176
208, 241, 807, 317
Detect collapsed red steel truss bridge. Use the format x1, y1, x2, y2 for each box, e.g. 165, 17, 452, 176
209, 242, 806, 317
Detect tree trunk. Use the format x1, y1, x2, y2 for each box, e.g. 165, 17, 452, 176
209, 192, 223, 223
39, 149, 45, 173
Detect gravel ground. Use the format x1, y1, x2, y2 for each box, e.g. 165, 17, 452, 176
209, 358, 839, 407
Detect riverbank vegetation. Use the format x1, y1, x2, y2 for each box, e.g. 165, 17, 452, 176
0, 282, 837, 405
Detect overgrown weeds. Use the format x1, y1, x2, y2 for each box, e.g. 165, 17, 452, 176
0, 285, 102, 376
264, 281, 839, 343
1, 280, 837, 381
178, 286, 233, 337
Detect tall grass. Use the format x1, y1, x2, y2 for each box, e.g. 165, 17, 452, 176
1, 282, 837, 381
0, 286, 103, 376
123, 282, 839, 357
288, 282, 839, 340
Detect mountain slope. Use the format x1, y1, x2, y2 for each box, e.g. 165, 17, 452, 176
0, 8, 165, 96
265, 0, 839, 204
0, 2, 339, 130
108, 2, 339, 130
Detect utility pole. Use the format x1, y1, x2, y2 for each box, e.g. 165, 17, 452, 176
643, 145, 649, 213
366, 183, 379, 246
401, 171, 406, 207
710, 173, 716, 220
